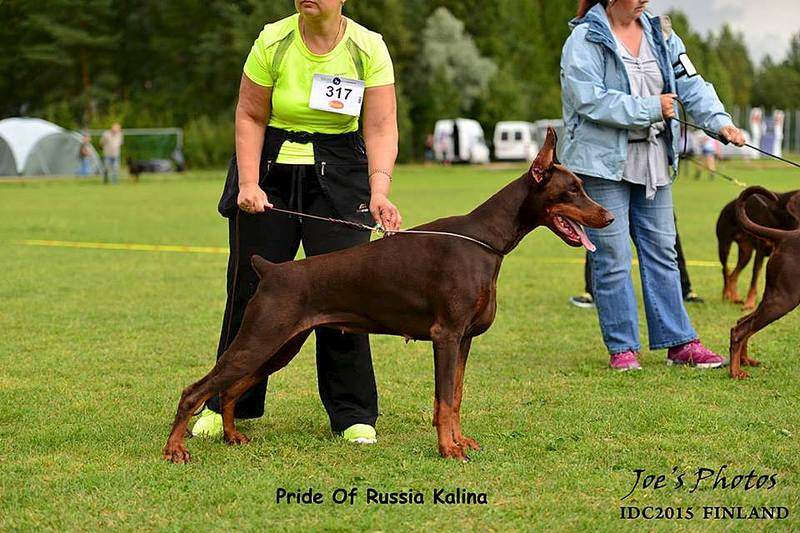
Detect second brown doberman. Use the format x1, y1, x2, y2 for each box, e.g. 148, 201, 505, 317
717, 189, 799, 309
730, 186, 800, 379
163, 128, 614, 462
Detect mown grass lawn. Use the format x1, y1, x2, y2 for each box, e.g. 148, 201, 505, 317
1, 160, 798, 531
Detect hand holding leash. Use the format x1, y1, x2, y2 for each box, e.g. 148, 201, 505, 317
661, 93, 677, 119
370, 193, 402, 232
719, 125, 746, 147
237, 183, 273, 213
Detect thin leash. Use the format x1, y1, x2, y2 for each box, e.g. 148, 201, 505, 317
673, 100, 800, 170
680, 156, 748, 188
266, 206, 505, 255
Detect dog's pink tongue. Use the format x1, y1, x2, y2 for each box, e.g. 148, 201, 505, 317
579, 229, 596, 252
567, 218, 596, 252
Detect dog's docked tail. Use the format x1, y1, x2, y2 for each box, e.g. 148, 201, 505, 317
736, 187, 800, 243
251, 255, 277, 279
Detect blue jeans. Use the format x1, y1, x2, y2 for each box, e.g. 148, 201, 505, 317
581, 176, 697, 354
77, 156, 90, 176
104, 156, 120, 184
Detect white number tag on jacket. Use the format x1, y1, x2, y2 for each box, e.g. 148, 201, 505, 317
309, 74, 365, 117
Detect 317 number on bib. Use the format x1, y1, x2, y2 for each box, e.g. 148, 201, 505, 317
309, 74, 365, 117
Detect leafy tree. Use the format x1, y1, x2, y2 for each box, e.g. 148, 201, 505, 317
1, 2, 797, 165
712, 25, 754, 109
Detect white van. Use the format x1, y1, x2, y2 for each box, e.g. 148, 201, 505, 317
433, 118, 491, 164
493, 121, 539, 161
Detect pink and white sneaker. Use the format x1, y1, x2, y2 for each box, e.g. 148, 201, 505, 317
667, 340, 727, 369
609, 351, 642, 372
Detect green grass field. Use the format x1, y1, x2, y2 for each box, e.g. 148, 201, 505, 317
1, 160, 798, 531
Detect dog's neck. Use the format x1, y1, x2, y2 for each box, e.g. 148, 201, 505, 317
466, 175, 543, 255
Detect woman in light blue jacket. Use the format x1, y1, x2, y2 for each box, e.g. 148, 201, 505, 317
560, 0, 746, 371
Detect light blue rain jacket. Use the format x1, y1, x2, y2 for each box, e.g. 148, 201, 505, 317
559, 4, 733, 180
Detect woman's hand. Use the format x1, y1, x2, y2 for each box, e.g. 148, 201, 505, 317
660, 93, 677, 119
238, 183, 273, 214
719, 125, 746, 147
370, 193, 402, 231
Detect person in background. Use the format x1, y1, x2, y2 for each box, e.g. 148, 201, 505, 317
424, 133, 435, 165
560, 0, 746, 371
77, 134, 92, 177
700, 131, 718, 178
100, 123, 123, 184
678, 128, 701, 179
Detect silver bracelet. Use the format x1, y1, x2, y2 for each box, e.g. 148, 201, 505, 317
369, 169, 393, 182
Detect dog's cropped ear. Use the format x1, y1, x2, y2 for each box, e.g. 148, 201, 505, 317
530, 127, 558, 183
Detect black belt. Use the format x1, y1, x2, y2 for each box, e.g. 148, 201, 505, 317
268, 126, 356, 145
629, 132, 665, 144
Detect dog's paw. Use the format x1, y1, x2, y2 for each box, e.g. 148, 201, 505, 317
732, 369, 750, 380
455, 435, 481, 451
742, 357, 761, 367
439, 443, 470, 462
163, 443, 191, 464
224, 431, 251, 446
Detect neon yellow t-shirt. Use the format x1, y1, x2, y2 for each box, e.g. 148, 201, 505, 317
243, 14, 395, 164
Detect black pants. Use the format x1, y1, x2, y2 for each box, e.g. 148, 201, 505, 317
206, 164, 378, 433
583, 215, 693, 298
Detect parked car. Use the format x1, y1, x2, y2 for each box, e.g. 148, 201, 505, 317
433, 118, 491, 164
493, 121, 539, 162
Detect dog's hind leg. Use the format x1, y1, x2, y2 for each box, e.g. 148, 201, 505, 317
743, 247, 767, 311
451, 336, 479, 452
218, 330, 312, 446
431, 328, 467, 461
163, 371, 221, 463
163, 325, 308, 463
220, 376, 258, 446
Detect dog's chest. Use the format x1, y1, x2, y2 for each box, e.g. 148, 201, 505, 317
469, 288, 497, 336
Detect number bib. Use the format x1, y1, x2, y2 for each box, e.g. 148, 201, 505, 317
309, 74, 365, 117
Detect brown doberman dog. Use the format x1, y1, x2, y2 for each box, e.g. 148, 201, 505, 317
163, 128, 614, 462
717, 189, 799, 309
729, 186, 800, 379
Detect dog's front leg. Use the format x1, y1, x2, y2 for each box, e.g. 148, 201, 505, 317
743, 249, 766, 311
729, 318, 752, 380
727, 243, 753, 303
432, 330, 468, 461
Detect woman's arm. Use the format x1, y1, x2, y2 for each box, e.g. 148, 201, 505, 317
362, 84, 402, 231
667, 32, 744, 145
561, 30, 668, 130
235, 74, 273, 213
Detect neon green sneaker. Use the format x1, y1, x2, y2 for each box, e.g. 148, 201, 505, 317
342, 424, 377, 444
192, 407, 223, 438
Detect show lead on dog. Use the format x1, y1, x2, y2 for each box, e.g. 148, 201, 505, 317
195, 0, 402, 444
561, 0, 746, 371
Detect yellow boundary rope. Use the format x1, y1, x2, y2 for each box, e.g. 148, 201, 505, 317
18, 239, 720, 267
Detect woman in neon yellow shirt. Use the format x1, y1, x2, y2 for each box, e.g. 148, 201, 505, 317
196, 0, 402, 445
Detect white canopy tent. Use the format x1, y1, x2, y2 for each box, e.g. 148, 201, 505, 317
0, 117, 102, 177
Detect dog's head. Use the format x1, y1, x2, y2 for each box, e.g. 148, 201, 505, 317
527, 127, 614, 251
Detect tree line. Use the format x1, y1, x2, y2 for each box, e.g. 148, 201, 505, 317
2, 0, 798, 166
